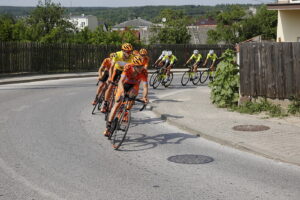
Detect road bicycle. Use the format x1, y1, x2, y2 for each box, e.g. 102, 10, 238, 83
152, 66, 173, 89
199, 65, 216, 84
91, 83, 108, 114
181, 65, 201, 86
108, 95, 146, 150
149, 64, 160, 86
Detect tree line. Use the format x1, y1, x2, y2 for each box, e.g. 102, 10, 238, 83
0, 0, 277, 45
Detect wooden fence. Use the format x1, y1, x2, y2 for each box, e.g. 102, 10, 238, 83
0, 42, 232, 73
240, 42, 300, 99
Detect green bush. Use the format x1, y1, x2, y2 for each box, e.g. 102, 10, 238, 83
209, 49, 240, 107
288, 98, 300, 115
231, 98, 287, 118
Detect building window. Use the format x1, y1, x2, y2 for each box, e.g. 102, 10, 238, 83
81, 22, 85, 27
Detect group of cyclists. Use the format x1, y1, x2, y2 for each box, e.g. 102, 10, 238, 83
91, 42, 218, 137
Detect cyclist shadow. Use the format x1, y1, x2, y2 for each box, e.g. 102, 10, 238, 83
119, 132, 199, 152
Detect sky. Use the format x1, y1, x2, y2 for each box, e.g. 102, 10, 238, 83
0, 0, 275, 7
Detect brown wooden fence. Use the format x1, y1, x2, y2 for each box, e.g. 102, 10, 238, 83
240, 42, 300, 99
0, 42, 232, 73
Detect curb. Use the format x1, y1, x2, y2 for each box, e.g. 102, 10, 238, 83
149, 104, 300, 167
0, 70, 189, 85
0, 74, 96, 85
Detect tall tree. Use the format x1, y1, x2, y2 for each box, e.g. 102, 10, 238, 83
150, 9, 191, 44
25, 0, 74, 42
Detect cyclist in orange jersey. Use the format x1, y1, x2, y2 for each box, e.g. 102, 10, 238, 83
92, 53, 115, 105
103, 55, 149, 137
101, 43, 134, 113
139, 48, 150, 70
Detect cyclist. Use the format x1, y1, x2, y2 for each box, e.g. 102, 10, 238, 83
153, 50, 167, 67
160, 51, 177, 80
139, 48, 150, 70
101, 43, 134, 113
92, 53, 115, 105
185, 49, 202, 75
103, 55, 149, 137
203, 49, 218, 71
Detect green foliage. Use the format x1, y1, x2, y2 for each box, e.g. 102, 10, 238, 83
209, 49, 240, 107
0, 4, 258, 26
288, 98, 300, 115
232, 99, 287, 118
150, 9, 191, 44
25, 0, 75, 42
208, 5, 277, 44
0, 14, 15, 41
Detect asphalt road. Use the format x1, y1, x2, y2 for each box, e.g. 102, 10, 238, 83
0, 76, 300, 200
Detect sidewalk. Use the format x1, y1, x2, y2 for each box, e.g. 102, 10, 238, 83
151, 86, 300, 166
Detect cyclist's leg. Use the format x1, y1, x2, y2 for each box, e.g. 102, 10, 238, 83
93, 72, 108, 105
102, 69, 121, 113
104, 86, 123, 136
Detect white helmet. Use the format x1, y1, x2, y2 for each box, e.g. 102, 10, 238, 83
209, 50, 214, 55
162, 50, 167, 56
167, 51, 173, 56
193, 49, 199, 54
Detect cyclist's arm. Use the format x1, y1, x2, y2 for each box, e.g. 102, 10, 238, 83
109, 61, 116, 81
142, 81, 148, 103
98, 65, 106, 78
118, 75, 125, 94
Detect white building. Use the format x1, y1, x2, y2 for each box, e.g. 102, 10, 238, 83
267, 0, 300, 42
112, 18, 154, 44
69, 14, 98, 31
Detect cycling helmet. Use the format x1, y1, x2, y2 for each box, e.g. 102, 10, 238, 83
193, 50, 199, 54
139, 48, 148, 56
167, 51, 173, 56
209, 50, 214, 55
109, 53, 116, 58
121, 43, 133, 51
132, 55, 144, 66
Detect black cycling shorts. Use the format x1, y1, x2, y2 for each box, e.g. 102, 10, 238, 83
99, 71, 109, 82
113, 69, 123, 82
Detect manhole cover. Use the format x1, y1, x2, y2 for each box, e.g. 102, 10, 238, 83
167, 154, 214, 164
233, 125, 270, 132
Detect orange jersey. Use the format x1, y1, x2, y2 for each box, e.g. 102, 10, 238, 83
101, 58, 112, 71
142, 56, 150, 68
121, 64, 148, 85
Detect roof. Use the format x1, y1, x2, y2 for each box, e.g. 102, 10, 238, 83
267, 3, 300, 10
113, 18, 153, 28
192, 18, 217, 26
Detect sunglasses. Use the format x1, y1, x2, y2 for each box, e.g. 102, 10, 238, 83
123, 50, 132, 54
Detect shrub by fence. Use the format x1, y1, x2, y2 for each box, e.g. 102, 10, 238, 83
0, 42, 232, 73
240, 42, 300, 99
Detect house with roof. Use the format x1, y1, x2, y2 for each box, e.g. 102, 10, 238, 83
267, 0, 300, 42
187, 18, 217, 44
69, 14, 98, 31
112, 18, 154, 44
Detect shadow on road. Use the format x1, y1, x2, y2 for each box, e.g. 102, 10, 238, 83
119, 132, 199, 152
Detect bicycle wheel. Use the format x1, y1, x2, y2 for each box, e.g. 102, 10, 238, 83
112, 109, 131, 150
181, 71, 190, 86
200, 70, 209, 84
192, 71, 202, 85
152, 73, 162, 89
163, 72, 173, 88
149, 72, 158, 86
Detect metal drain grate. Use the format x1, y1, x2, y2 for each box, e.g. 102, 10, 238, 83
167, 154, 214, 164
233, 125, 270, 132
